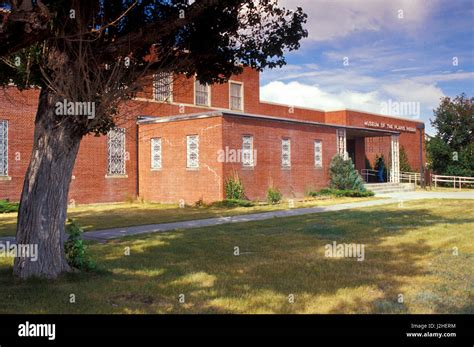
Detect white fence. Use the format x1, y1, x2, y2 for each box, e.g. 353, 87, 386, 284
400, 171, 421, 184
363, 170, 473, 189
433, 174, 474, 189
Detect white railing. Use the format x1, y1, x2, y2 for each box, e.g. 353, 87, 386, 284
400, 171, 421, 184
433, 174, 474, 189
361, 169, 378, 182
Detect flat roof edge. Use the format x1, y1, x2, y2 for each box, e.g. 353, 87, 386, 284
137, 111, 401, 135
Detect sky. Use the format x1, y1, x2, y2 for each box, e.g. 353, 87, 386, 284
260, 0, 474, 135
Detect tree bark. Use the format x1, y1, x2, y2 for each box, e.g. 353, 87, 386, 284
13, 88, 82, 279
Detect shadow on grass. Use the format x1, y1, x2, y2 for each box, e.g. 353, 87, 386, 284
0, 205, 472, 314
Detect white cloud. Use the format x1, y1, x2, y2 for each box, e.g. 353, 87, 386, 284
279, 0, 438, 41
382, 80, 444, 106
260, 77, 446, 120
260, 80, 383, 112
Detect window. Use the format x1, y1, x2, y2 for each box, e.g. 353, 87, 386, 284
151, 138, 162, 170
153, 72, 173, 102
281, 138, 291, 168
230, 82, 243, 111
242, 135, 254, 167
107, 128, 126, 175
0, 120, 7, 176
195, 80, 210, 106
314, 140, 323, 168
186, 135, 199, 169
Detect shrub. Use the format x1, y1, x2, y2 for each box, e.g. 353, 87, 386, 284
224, 175, 245, 200
212, 199, 255, 208
0, 200, 19, 213
194, 198, 206, 207
308, 188, 374, 198
64, 219, 97, 271
329, 155, 367, 191
267, 187, 282, 204
399, 146, 413, 172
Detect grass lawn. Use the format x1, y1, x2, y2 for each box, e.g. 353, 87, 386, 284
0, 199, 472, 314
0, 196, 377, 237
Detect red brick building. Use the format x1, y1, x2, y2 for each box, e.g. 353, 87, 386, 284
0, 67, 425, 204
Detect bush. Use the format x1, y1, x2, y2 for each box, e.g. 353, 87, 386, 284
329, 155, 367, 191
212, 199, 255, 208
64, 219, 97, 271
0, 200, 19, 213
267, 187, 282, 204
224, 175, 246, 200
308, 188, 374, 198
194, 198, 206, 207
399, 146, 413, 172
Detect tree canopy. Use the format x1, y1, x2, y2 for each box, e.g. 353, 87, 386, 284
427, 94, 473, 176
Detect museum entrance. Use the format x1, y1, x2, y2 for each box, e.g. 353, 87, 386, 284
336, 127, 401, 183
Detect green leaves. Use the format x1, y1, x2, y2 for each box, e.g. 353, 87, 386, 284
427, 94, 474, 176
329, 155, 367, 191
224, 175, 246, 200
64, 219, 97, 272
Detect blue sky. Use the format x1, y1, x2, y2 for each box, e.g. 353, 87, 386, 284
260, 0, 474, 135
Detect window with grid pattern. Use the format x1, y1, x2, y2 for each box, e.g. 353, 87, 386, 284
281, 138, 291, 168
153, 72, 173, 102
0, 120, 7, 176
151, 138, 162, 170
314, 140, 323, 168
187, 135, 199, 169
242, 135, 254, 167
107, 128, 126, 175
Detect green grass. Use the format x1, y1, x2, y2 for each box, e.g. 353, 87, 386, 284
0, 199, 472, 314
0, 196, 377, 237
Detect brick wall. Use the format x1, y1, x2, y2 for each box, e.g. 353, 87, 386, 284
222, 116, 336, 200
0, 67, 426, 204
0, 88, 37, 201
138, 116, 224, 204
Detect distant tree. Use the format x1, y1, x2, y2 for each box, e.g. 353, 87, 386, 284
399, 146, 412, 172
427, 94, 473, 176
0, 0, 307, 279
329, 155, 366, 191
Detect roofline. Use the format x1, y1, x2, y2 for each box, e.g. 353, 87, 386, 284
260, 100, 326, 113
256, 101, 424, 124
137, 110, 401, 135
338, 108, 424, 124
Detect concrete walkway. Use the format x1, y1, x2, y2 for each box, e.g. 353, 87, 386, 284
2, 191, 473, 244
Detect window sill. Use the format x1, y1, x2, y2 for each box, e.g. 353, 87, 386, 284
151, 169, 162, 172
0, 176, 12, 181
281, 167, 292, 171
186, 168, 199, 171
242, 166, 255, 170
105, 174, 128, 179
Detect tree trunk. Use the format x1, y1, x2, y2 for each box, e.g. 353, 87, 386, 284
13, 88, 82, 279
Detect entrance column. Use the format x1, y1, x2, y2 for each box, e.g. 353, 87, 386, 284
390, 134, 400, 183
336, 129, 348, 159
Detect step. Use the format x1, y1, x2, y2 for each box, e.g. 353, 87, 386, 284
364, 183, 415, 194
372, 189, 415, 195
